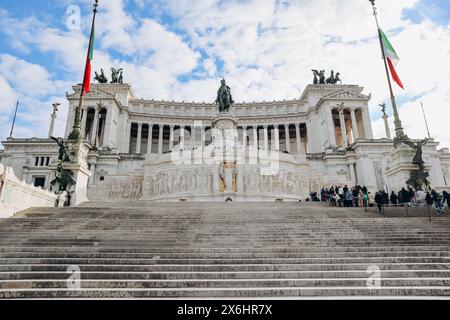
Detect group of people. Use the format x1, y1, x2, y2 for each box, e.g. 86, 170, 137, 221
320, 185, 371, 209
319, 185, 450, 215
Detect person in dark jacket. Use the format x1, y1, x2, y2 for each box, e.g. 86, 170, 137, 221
374, 192, 383, 214
390, 191, 398, 205
401, 188, 409, 205
398, 190, 403, 205
443, 191, 450, 210
425, 192, 433, 206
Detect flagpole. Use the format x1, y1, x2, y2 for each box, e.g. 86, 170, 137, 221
420, 101, 431, 139
68, 0, 99, 142
9, 99, 20, 139
369, 0, 406, 142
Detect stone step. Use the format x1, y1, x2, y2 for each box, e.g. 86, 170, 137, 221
1, 256, 449, 265
2, 250, 450, 259
1, 286, 450, 299
1, 262, 449, 272
2, 270, 449, 280
2, 245, 450, 253
2, 278, 450, 290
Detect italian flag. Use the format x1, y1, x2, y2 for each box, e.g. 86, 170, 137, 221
82, 25, 95, 94
380, 29, 404, 89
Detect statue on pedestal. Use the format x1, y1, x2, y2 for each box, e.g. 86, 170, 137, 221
216, 79, 234, 113
401, 138, 430, 190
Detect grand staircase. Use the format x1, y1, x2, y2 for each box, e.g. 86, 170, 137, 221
1, 202, 450, 299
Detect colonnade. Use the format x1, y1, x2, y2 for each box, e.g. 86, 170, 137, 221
126, 122, 310, 155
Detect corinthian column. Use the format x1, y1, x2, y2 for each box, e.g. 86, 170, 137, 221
169, 125, 174, 151
295, 123, 303, 155
147, 124, 153, 154
263, 125, 268, 150
274, 125, 280, 151
338, 105, 348, 147
284, 124, 291, 153
136, 122, 142, 154
158, 124, 164, 154
90, 106, 100, 145
350, 109, 359, 142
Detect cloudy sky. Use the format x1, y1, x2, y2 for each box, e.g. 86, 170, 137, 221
0, 0, 449, 148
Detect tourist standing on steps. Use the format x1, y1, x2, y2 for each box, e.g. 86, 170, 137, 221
368, 192, 374, 207
345, 190, 353, 207
374, 192, 383, 214
426, 192, 433, 207
390, 191, 398, 206
433, 191, 444, 215
338, 186, 344, 207
362, 192, 369, 212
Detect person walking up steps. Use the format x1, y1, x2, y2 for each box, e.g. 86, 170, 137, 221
362, 192, 369, 212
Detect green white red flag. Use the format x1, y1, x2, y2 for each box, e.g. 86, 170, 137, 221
82, 24, 95, 94
380, 29, 404, 89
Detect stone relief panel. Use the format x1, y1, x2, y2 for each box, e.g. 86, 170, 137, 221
243, 168, 309, 197
105, 176, 144, 200
144, 169, 213, 199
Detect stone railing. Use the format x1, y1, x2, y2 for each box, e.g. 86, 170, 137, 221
0, 164, 58, 218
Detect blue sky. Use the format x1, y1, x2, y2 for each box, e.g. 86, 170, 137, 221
0, 0, 449, 148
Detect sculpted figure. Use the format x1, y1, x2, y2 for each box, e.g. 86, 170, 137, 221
402, 138, 429, 165
50, 136, 70, 162
215, 79, 234, 113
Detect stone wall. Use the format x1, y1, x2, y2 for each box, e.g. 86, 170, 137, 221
0, 164, 57, 218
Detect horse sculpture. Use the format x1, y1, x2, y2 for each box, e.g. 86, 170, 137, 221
215, 79, 234, 113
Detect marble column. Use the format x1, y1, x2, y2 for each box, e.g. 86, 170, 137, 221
242, 126, 247, 155
136, 123, 142, 154
328, 108, 337, 147
274, 125, 280, 151
104, 107, 112, 146
338, 107, 348, 147
125, 121, 132, 153
147, 124, 153, 154
383, 113, 391, 139
350, 109, 359, 142
263, 125, 269, 150
362, 108, 374, 139
295, 123, 303, 155
306, 122, 312, 153
190, 125, 195, 150
284, 124, 291, 153
158, 124, 164, 154
180, 125, 185, 150
169, 125, 174, 151
81, 108, 88, 139
89, 163, 96, 185
253, 126, 258, 148
348, 164, 354, 181
90, 107, 100, 145
48, 113, 57, 139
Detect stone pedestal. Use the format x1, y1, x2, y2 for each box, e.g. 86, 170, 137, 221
212, 113, 240, 195
384, 146, 430, 191
49, 141, 92, 206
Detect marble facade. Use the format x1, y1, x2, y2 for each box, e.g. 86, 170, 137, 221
1, 82, 449, 203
